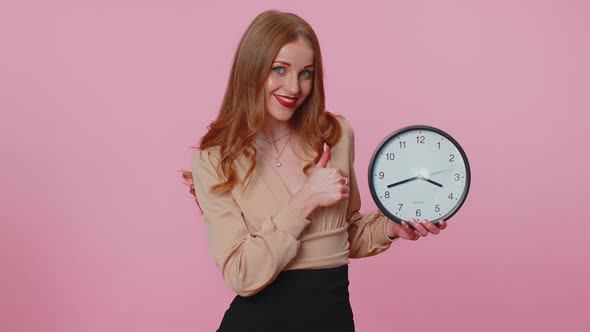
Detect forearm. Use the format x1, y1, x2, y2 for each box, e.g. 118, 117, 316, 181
208, 203, 311, 297
347, 210, 395, 258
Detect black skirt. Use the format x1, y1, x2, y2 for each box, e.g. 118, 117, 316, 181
217, 264, 355, 332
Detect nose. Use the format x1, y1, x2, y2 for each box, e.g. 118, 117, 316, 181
284, 74, 300, 95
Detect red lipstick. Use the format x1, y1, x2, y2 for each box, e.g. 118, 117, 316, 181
273, 94, 298, 109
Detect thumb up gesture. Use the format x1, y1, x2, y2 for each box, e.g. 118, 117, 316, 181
297, 143, 351, 211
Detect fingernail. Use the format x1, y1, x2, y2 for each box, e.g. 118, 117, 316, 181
401, 220, 407, 225
323, 143, 327, 152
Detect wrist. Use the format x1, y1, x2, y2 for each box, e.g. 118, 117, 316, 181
289, 190, 316, 219
384, 219, 400, 241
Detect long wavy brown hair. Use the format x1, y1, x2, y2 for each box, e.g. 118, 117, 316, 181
182, 10, 342, 206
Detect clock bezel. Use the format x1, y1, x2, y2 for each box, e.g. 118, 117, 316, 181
367, 125, 471, 224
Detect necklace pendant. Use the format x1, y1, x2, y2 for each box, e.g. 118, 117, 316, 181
275, 160, 282, 167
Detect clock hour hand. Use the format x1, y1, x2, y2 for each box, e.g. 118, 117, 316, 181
387, 167, 450, 188
420, 177, 443, 188
387, 175, 443, 188
387, 176, 420, 188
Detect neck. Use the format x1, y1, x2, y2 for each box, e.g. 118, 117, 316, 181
259, 118, 292, 140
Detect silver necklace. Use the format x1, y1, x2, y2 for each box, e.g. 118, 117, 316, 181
256, 132, 291, 167
257, 129, 292, 144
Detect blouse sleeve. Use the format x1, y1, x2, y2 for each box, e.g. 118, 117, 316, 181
341, 117, 399, 259
191, 149, 311, 297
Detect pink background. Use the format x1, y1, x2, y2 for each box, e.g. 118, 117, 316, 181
2, 0, 589, 331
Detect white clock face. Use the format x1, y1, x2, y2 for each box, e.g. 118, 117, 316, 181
369, 126, 470, 223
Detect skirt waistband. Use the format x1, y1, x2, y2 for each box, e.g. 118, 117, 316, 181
263, 264, 349, 293
220, 264, 355, 331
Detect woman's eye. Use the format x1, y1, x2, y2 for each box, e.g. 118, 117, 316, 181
272, 67, 285, 74
300, 70, 313, 78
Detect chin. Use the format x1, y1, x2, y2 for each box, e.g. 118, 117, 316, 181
267, 108, 296, 122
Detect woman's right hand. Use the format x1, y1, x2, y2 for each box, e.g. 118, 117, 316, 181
289, 144, 350, 217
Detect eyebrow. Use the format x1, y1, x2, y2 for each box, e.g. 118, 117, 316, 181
274, 60, 315, 69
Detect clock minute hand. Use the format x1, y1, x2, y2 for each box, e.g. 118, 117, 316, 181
387, 176, 421, 188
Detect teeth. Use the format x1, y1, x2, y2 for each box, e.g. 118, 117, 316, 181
276, 95, 296, 103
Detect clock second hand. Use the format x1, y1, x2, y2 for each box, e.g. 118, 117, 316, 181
425, 168, 455, 176
419, 168, 455, 188
386, 168, 453, 189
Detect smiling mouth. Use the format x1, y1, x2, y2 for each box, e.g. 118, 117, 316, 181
273, 94, 298, 108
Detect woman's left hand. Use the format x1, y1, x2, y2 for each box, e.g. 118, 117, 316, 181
385, 218, 447, 241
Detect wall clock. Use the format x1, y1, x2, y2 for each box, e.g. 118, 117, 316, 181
368, 125, 471, 224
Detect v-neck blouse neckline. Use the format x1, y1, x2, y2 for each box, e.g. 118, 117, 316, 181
252, 142, 329, 203
255, 152, 295, 201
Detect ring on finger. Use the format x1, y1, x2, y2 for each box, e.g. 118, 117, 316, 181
343, 177, 348, 186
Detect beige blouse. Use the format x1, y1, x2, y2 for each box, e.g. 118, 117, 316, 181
191, 115, 396, 297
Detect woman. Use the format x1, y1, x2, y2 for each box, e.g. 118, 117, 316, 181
183, 10, 447, 332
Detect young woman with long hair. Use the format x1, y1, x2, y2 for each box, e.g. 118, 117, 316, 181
182, 10, 447, 332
